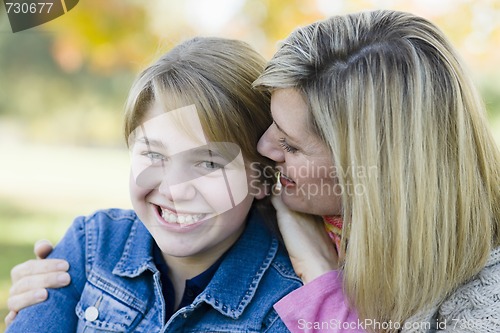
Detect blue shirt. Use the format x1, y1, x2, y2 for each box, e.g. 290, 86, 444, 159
152, 242, 223, 320
7, 207, 302, 332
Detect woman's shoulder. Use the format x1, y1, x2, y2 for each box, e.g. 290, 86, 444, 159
437, 247, 500, 331
484, 246, 500, 268
403, 248, 500, 332
442, 246, 500, 303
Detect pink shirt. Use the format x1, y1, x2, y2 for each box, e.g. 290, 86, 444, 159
274, 270, 365, 333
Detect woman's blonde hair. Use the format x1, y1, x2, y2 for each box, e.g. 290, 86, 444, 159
254, 10, 500, 329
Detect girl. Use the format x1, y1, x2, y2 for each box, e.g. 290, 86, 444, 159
6, 37, 303, 332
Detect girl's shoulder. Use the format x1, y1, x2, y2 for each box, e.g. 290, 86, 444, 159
68, 208, 152, 276
74, 208, 141, 240
81, 208, 138, 225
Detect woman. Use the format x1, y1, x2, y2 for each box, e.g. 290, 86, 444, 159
7, 10, 500, 332
255, 9, 500, 332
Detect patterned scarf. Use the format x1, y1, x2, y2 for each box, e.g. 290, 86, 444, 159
323, 215, 344, 256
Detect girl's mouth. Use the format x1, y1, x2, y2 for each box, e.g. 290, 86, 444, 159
157, 206, 206, 226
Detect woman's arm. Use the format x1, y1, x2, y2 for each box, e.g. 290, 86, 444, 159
271, 196, 338, 283
274, 271, 363, 333
271, 196, 364, 333
5, 218, 86, 332
5, 240, 71, 327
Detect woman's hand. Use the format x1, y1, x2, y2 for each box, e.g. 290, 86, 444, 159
5, 240, 71, 327
271, 195, 339, 284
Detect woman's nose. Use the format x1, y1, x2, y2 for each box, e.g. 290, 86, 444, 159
257, 126, 285, 163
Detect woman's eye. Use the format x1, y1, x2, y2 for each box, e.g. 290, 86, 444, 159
279, 138, 298, 153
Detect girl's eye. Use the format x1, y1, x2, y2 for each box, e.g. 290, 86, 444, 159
142, 151, 165, 161
198, 160, 223, 170
279, 138, 298, 153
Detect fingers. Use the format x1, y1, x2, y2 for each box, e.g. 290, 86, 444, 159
7, 288, 48, 313
271, 194, 301, 222
6, 240, 65, 324
34, 239, 54, 259
8, 270, 70, 313
11, 259, 69, 283
271, 195, 321, 231
270, 194, 288, 213
271, 194, 339, 283
10, 270, 70, 296
4, 310, 17, 327
270, 194, 284, 209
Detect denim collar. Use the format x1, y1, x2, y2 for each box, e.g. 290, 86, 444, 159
196, 208, 279, 319
113, 217, 156, 277
112, 207, 279, 320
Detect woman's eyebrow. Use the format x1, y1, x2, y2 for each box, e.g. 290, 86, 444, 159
273, 120, 288, 135
273, 120, 300, 142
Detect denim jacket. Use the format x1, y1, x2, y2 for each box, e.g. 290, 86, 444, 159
7, 208, 302, 332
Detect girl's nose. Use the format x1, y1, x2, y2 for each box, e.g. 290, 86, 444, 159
257, 125, 285, 163
158, 168, 197, 202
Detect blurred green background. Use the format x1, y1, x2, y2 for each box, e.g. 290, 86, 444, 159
1, 0, 499, 331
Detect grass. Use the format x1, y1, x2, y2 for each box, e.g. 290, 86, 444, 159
0, 142, 130, 332
0, 200, 75, 332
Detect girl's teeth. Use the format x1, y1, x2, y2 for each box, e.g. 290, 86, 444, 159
167, 213, 177, 223
161, 209, 202, 225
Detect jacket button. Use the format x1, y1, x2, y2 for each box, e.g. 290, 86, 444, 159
85, 306, 99, 322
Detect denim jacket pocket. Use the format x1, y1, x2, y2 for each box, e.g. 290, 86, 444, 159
76, 282, 141, 332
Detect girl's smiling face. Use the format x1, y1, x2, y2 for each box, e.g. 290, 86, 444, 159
129, 102, 263, 262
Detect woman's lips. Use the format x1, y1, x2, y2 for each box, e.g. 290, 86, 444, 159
279, 172, 296, 188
